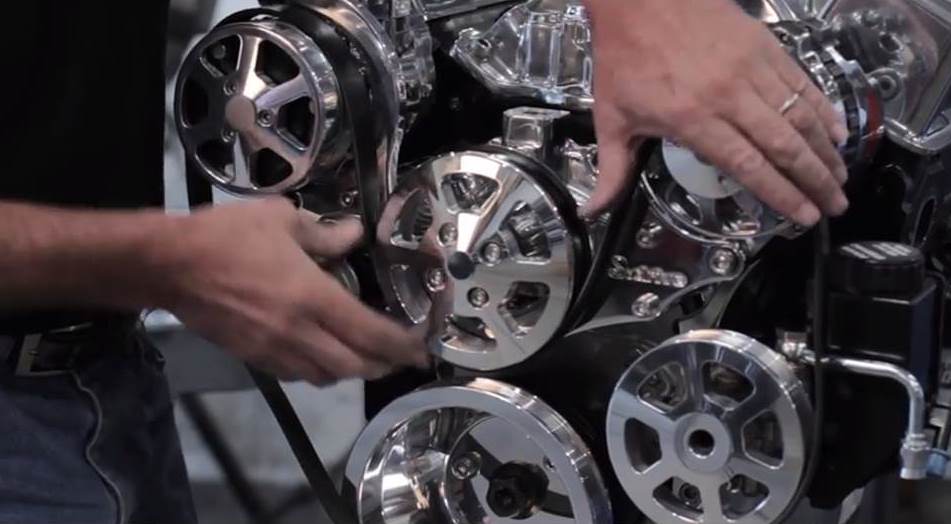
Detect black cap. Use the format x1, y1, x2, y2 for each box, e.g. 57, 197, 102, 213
829, 241, 925, 296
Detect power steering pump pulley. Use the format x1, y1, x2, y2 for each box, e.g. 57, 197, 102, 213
607, 330, 812, 524
376, 150, 587, 371
176, 19, 341, 194
344, 378, 613, 524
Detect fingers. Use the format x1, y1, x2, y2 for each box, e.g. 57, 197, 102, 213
678, 118, 820, 226
748, 69, 849, 188
309, 272, 429, 368
768, 45, 850, 145
725, 81, 847, 218
296, 215, 364, 258
584, 136, 645, 219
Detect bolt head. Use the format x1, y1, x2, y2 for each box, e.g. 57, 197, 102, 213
223, 79, 238, 96
426, 268, 447, 292
221, 129, 236, 143
482, 242, 504, 264
632, 293, 660, 318
468, 287, 489, 308
450, 452, 481, 480
709, 249, 738, 276
438, 223, 458, 245
256, 110, 274, 127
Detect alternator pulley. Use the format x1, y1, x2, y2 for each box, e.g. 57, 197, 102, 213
175, 19, 340, 194
344, 378, 612, 524
376, 150, 587, 370
607, 330, 812, 524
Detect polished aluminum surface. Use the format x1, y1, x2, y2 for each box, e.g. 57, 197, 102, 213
176, 20, 340, 194
823, 0, 951, 153
451, 0, 593, 109
344, 378, 613, 524
645, 143, 791, 241
376, 150, 582, 370
607, 330, 812, 524
779, 334, 936, 481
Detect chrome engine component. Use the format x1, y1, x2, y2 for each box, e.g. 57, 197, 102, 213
376, 147, 588, 370
607, 330, 812, 524
451, 0, 593, 109
176, 0, 951, 522
176, 20, 342, 193
344, 378, 612, 524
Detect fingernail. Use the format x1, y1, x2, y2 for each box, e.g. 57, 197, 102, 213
833, 125, 849, 147
830, 193, 850, 216
835, 166, 849, 184
792, 202, 821, 227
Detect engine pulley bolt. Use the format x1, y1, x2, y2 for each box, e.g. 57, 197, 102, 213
679, 483, 702, 509
709, 248, 738, 276
636, 221, 663, 249
468, 287, 489, 308
450, 452, 482, 480
632, 293, 660, 318
221, 128, 236, 143
339, 190, 358, 208
223, 79, 238, 96
481, 242, 504, 264
425, 268, 447, 292
438, 223, 458, 246
256, 110, 274, 127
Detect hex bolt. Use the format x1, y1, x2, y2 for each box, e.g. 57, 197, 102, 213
339, 190, 358, 208
481, 242, 504, 264
256, 110, 274, 127
438, 223, 458, 245
679, 483, 702, 509
450, 452, 481, 480
223, 79, 238, 96
632, 293, 660, 318
221, 128, 236, 143
426, 268, 447, 292
709, 248, 738, 276
468, 287, 489, 308
636, 221, 663, 249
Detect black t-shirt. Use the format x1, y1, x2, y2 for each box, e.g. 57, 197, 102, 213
0, 2, 170, 332
0, 2, 170, 208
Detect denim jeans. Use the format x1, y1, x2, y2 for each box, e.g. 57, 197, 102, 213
0, 331, 197, 524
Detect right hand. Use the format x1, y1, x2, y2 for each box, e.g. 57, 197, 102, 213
157, 198, 427, 385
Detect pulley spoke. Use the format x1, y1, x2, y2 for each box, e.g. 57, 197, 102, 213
256, 74, 310, 113
236, 34, 267, 96
700, 483, 725, 520
612, 392, 678, 435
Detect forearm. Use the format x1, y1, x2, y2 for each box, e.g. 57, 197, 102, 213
0, 201, 180, 312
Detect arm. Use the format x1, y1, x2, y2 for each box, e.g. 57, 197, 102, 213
0, 199, 426, 384
582, 0, 849, 225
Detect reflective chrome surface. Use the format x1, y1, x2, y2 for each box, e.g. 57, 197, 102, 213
451, 0, 593, 109
607, 330, 812, 524
344, 378, 613, 524
644, 143, 791, 241
376, 150, 583, 370
176, 20, 340, 194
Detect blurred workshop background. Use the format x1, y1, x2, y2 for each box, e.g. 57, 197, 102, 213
160, 1, 949, 523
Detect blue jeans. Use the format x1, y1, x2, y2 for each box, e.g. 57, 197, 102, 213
0, 331, 196, 524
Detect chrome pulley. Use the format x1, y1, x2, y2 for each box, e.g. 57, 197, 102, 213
642, 141, 791, 242
606, 330, 812, 524
376, 150, 587, 370
344, 378, 612, 524
175, 19, 341, 194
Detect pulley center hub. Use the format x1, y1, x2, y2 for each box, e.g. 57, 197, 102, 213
677, 413, 732, 473
224, 96, 258, 134
448, 252, 476, 280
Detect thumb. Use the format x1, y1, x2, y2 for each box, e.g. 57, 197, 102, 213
296, 215, 365, 258
582, 135, 645, 219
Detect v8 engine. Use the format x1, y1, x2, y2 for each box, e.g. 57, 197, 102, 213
175, 0, 951, 522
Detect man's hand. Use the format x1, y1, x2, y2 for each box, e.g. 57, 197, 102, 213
159, 199, 427, 385
582, 0, 850, 226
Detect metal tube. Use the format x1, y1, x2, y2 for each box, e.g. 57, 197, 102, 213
793, 349, 932, 480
